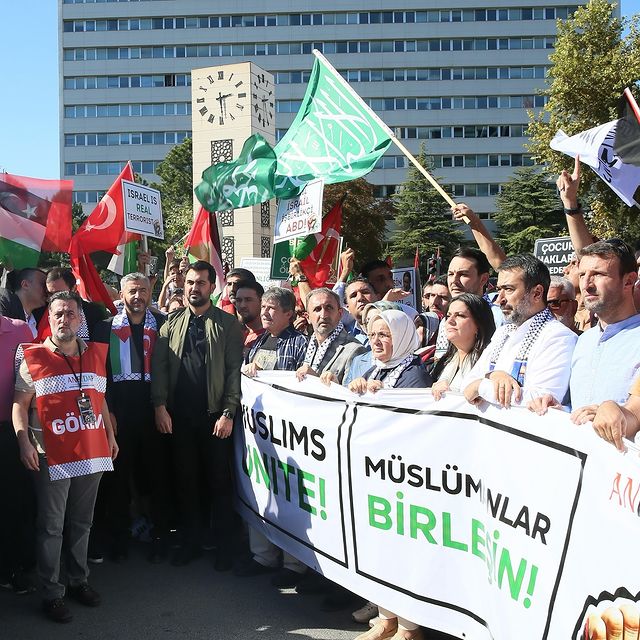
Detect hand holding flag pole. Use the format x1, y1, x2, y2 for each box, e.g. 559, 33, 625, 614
311, 50, 469, 224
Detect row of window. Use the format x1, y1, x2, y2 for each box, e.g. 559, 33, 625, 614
63, 65, 549, 92
447, 183, 503, 197
65, 131, 190, 147
63, 6, 577, 31
278, 94, 547, 113
63, 37, 556, 61
65, 161, 162, 176
375, 154, 534, 169
64, 103, 191, 118
393, 124, 528, 139
64, 123, 528, 149
73, 182, 502, 203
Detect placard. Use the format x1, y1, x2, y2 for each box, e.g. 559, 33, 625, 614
274, 179, 323, 243
122, 180, 164, 239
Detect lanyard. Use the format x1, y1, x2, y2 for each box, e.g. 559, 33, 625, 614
59, 342, 83, 393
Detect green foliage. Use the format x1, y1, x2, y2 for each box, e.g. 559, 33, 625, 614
323, 178, 391, 265
390, 148, 464, 271
150, 137, 194, 257
527, 0, 640, 241
493, 167, 565, 253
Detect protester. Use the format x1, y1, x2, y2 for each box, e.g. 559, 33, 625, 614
166, 291, 185, 313
234, 281, 265, 355
360, 259, 396, 298
296, 288, 366, 385
547, 275, 580, 334
243, 288, 307, 375
343, 277, 378, 345
349, 309, 431, 394
157, 258, 185, 312
0, 268, 47, 336
425, 275, 450, 318
463, 254, 577, 408
430, 293, 496, 400
45, 267, 109, 340
151, 261, 244, 570
347, 309, 430, 640
219, 267, 257, 316
12, 291, 118, 623
528, 239, 640, 419
237, 287, 308, 589
435, 247, 503, 359
92, 273, 169, 564
0, 314, 37, 594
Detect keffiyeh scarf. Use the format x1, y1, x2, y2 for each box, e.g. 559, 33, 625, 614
304, 321, 344, 369
110, 308, 158, 382
489, 307, 554, 385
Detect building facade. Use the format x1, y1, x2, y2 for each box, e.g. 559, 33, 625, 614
60, 0, 596, 248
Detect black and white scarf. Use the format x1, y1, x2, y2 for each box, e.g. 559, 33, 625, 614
304, 321, 344, 369
370, 354, 415, 389
489, 307, 554, 385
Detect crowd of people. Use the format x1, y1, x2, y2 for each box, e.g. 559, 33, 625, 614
0, 162, 637, 640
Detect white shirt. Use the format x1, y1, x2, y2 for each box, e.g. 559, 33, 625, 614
463, 315, 578, 406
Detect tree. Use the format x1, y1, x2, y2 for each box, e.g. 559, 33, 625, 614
390, 148, 464, 270
322, 178, 392, 266
493, 167, 565, 254
527, 0, 640, 241
150, 137, 194, 256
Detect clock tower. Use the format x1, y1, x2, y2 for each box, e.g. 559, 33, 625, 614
191, 62, 275, 268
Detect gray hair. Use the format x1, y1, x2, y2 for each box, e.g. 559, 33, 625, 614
306, 287, 341, 308
120, 272, 150, 290
262, 287, 296, 314
549, 275, 575, 299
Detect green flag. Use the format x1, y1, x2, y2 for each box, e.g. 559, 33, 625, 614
195, 51, 393, 213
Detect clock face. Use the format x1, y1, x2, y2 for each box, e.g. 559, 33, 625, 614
252, 72, 274, 128
195, 69, 248, 127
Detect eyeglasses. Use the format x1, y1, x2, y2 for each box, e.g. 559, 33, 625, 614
368, 331, 392, 341
547, 298, 571, 308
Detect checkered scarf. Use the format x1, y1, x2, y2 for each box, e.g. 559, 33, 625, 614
304, 321, 344, 370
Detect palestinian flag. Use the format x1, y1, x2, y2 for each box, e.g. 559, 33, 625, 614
295, 196, 344, 288
0, 173, 73, 269
184, 205, 226, 298
107, 240, 138, 276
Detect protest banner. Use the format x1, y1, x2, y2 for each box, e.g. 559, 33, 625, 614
121, 180, 164, 239
274, 178, 324, 244
533, 236, 574, 276
391, 267, 419, 309
235, 373, 640, 640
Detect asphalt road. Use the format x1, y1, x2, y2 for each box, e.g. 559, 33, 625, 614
0, 542, 458, 640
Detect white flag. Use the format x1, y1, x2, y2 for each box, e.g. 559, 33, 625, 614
551, 120, 640, 207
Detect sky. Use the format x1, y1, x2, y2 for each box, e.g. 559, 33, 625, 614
1, 1, 640, 180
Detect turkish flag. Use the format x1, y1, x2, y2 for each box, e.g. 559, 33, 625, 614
71, 163, 138, 255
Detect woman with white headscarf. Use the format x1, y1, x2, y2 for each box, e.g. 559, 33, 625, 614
349, 309, 431, 395
349, 309, 429, 639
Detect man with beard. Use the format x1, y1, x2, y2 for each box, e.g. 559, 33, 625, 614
234, 281, 265, 355
296, 288, 366, 385
91, 273, 168, 563
152, 261, 244, 570
464, 254, 577, 408
13, 292, 118, 623
529, 239, 640, 420
343, 278, 378, 345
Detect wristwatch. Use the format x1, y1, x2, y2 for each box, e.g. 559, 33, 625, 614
222, 409, 234, 420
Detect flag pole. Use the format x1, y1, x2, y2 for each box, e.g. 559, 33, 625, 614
312, 50, 469, 224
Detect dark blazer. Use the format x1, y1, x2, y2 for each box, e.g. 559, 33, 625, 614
364, 357, 432, 389
314, 329, 367, 384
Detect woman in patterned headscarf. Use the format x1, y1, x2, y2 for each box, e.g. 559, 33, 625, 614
348, 309, 431, 394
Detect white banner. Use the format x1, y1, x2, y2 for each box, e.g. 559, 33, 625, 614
121, 180, 164, 239
274, 178, 323, 243
235, 373, 640, 640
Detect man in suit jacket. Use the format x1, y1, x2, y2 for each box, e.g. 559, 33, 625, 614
296, 288, 366, 384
